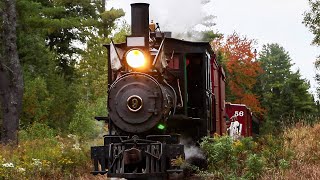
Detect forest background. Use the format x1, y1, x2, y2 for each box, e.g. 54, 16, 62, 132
0, 0, 320, 179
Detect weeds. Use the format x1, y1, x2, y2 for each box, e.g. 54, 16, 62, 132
182, 135, 269, 179
198, 122, 320, 180
261, 123, 320, 180
0, 123, 92, 179
1, 120, 320, 179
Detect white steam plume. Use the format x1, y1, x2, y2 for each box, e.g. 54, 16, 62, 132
180, 137, 205, 161
184, 145, 205, 160
107, 0, 215, 40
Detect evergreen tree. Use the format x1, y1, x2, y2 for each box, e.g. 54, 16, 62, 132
8, 0, 125, 134
17, 0, 124, 80
256, 44, 316, 124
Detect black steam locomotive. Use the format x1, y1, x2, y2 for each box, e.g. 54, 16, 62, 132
91, 3, 227, 179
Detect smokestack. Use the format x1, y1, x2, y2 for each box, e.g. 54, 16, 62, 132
131, 3, 149, 44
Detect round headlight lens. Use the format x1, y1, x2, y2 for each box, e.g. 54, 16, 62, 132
126, 49, 146, 69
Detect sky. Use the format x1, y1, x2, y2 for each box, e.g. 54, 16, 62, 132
106, 0, 319, 96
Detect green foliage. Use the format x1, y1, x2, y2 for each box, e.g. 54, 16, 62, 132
19, 122, 55, 141
77, 37, 108, 102
255, 43, 316, 127
1, 122, 93, 179
244, 154, 265, 179
45, 75, 79, 131
0, 132, 90, 179
304, 1, 320, 100
99, 8, 125, 37
112, 22, 130, 43
22, 77, 51, 128
68, 97, 107, 140
200, 135, 292, 179
201, 31, 222, 42
278, 159, 290, 170
2, 0, 124, 143
258, 134, 293, 168
18, 31, 56, 77
16, 0, 124, 80
303, 0, 320, 46
14, 0, 125, 136
68, 101, 95, 140
259, 119, 277, 135
201, 136, 236, 173
66, 22, 130, 140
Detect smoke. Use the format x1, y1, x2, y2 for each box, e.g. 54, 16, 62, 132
180, 137, 205, 161
107, 0, 216, 40
180, 137, 208, 170
184, 145, 205, 160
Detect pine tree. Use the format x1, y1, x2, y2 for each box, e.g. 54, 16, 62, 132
3, 0, 125, 134
17, 0, 124, 80
256, 43, 316, 124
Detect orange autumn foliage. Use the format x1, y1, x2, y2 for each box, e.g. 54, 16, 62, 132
211, 32, 264, 113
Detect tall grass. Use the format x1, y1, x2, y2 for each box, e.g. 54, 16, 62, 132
197, 119, 320, 179
1, 119, 319, 179
279, 113, 320, 129
261, 123, 320, 180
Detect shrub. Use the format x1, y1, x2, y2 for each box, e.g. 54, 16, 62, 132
69, 97, 107, 141
19, 122, 55, 141
258, 134, 293, 168
201, 136, 235, 174
200, 134, 293, 179
244, 154, 265, 179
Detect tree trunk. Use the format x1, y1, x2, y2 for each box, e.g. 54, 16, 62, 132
102, 0, 106, 12
0, 0, 23, 145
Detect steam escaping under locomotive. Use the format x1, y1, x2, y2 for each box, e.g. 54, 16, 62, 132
91, 3, 259, 179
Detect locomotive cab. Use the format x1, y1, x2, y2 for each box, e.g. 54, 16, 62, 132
161, 38, 227, 140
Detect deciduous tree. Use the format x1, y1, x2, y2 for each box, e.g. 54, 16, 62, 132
211, 32, 264, 113
303, 0, 320, 47
303, 0, 320, 97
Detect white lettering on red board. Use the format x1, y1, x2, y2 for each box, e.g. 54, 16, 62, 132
234, 111, 244, 117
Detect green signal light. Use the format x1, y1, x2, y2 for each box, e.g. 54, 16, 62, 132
157, 123, 166, 130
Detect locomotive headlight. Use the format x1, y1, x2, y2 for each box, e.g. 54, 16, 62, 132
126, 49, 146, 69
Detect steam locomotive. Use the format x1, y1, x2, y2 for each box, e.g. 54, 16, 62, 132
91, 3, 258, 179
